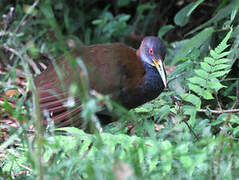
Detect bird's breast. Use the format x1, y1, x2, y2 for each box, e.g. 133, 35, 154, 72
115, 62, 165, 109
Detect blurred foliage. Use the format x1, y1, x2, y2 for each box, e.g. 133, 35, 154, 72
0, 0, 239, 179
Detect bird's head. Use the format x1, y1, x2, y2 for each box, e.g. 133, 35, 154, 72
138, 36, 167, 88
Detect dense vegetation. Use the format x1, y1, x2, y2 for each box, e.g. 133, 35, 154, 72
0, 0, 239, 179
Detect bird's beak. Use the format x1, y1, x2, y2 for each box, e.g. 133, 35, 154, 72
153, 59, 167, 88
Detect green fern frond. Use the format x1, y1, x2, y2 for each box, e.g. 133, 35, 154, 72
214, 27, 232, 54
186, 28, 233, 104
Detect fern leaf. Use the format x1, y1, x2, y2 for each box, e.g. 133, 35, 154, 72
214, 58, 231, 64
188, 77, 206, 86
202, 90, 214, 100
195, 69, 209, 78
200, 62, 211, 71
212, 64, 231, 71
204, 57, 215, 65
188, 84, 203, 96
214, 28, 233, 54
186, 28, 232, 102
207, 80, 225, 90
210, 50, 232, 59
209, 70, 230, 78
180, 93, 201, 109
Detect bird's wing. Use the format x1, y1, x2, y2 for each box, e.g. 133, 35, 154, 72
34, 43, 145, 127
77, 43, 145, 92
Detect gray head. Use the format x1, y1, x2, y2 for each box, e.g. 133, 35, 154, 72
138, 36, 167, 87
139, 36, 166, 65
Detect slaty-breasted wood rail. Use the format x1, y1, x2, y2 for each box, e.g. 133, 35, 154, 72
34, 36, 167, 127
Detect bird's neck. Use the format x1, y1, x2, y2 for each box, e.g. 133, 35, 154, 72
142, 61, 164, 87
116, 61, 165, 109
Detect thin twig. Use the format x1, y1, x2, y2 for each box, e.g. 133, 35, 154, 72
19, 164, 33, 172
80, 142, 93, 159
221, 78, 239, 82
169, 93, 199, 140
1, 45, 21, 58
214, 113, 231, 178
25, 54, 41, 74
237, 85, 239, 102
23, 54, 44, 180
182, 117, 200, 141
1, 45, 41, 75
14, 0, 40, 33
198, 109, 239, 114
215, 93, 222, 111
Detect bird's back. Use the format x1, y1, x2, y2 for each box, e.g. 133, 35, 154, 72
34, 43, 146, 127
35, 43, 145, 94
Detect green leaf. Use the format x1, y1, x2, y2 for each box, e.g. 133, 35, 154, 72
207, 80, 225, 90
189, 48, 201, 59
174, 0, 204, 26
194, 69, 209, 78
231, 0, 239, 22
56, 127, 89, 136
200, 62, 211, 72
92, 19, 103, 25
202, 90, 214, 100
187, 3, 234, 35
211, 113, 226, 126
180, 93, 201, 108
180, 156, 193, 169
204, 57, 215, 65
214, 58, 231, 64
229, 114, 239, 124
2, 98, 14, 114
209, 70, 230, 78
214, 27, 233, 54
171, 27, 214, 64
135, 106, 152, 113
188, 77, 206, 86
188, 83, 203, 96
40, 0, 62, 38
158, 25, 174, 38
118, 14, 131, 22
183, 105, 197, 125
137, 3, 156, 17
117, 0, 136, 7
156, 105, 170, 121
160, 140, 173, 173
212, 64, 230, 71
233, 126, 239, 136
63, 8, 70, 33
210, 50, 231, 59
216, 51, 231, 58
168, 60, 193, 79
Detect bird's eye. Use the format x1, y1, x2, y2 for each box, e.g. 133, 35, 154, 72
148, 48, 154, 55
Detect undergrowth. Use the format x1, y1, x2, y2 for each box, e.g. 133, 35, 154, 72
0, 0, 239, 179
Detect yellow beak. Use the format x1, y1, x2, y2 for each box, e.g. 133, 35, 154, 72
153, 59, 167, 88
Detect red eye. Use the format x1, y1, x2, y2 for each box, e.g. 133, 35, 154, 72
148, 48, 154, 55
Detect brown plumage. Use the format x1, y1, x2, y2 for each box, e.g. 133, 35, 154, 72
35, 36, 167, 127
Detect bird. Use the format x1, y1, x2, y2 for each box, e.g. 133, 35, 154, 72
34, 36, 167, 128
